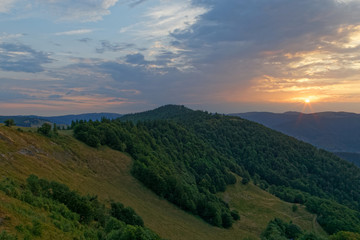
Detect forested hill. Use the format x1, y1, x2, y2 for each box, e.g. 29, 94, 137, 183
231, 111, 360, 153
73, 105, 360, 236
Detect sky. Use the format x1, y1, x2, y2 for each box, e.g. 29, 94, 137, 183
1, 0, 360, 115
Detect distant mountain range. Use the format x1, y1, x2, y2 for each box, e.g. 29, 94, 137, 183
231, 111, 360, 166
0, 113, 123, 127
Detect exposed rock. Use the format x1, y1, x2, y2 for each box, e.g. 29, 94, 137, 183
0, 131, 14, 144
18, 148, 35, 156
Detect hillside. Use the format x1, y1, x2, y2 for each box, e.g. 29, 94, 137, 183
0, 126, 323, 240
72, 105, 360, 237
232, 112, 360, 155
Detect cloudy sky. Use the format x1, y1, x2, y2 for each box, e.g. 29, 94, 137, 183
1, 0, 360, 115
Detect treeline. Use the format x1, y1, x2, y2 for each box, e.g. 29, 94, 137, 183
73, 105, 360, 234
0, 175, 161, 240
261, 218, 325, 240
73, 119, 240, 228
262, 218, 360, 240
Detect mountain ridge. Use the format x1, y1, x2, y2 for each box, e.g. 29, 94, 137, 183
0, 113, 123, 127
231, 111, 360, 154
71, 104, 360, 236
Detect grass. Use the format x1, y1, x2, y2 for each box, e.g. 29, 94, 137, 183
0, 126, 326, 240
220, 178, 327, 239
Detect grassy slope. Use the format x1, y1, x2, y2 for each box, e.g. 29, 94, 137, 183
0, 126, 325, 240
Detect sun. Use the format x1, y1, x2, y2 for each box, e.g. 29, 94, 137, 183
305, 99, 310, 103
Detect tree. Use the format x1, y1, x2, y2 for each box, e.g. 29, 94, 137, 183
292, 204, 298, 212
242, 177, 250, 185
53, 123, 58, 135
4, 119, 15, 127
38, 123, 52, 136
330, 231, 360, 240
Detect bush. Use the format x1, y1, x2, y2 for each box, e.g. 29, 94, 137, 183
31, 220, 42, 236
241, 177, 250, 185
110, 202, 144, 227
330, 231, 360, 240
37, 123, 52, 136
231, 210, 240, 221
4, 119, 15, 127
292, 204, 298, 212
0, 231, 17, 240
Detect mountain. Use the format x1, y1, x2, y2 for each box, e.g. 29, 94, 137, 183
0, 115, 49, 127
0, 121, 323, 240
44, 113, 123, 125
231, 111, 360, 165
73, 105, 360, 236
0, 113, 123, 127
3, 105, 360, 239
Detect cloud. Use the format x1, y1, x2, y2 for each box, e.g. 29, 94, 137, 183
0, 0, 17, 13
36, 0, 120, 22
136, 0, 208, 45
55, 29, 94, 36
0, 60, 150, 114
78, 38, 92, 43
161, 0, 360, 104
125, 53, 148, 65
0, 43, 53, 72
128, 0, 148, 8
118, 0, 208, 70
96, 40, 135, 53
3, 0, 360, 114
0, 33, 23, 41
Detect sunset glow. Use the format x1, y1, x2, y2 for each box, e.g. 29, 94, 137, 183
0, 0, 360, 114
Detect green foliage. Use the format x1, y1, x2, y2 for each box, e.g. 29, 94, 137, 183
0, 231, 17, 240
111, 202, 144, 226
261, 218, 322, 240
73, 119, 237, 228
330, 231, 360, 240
241, 177, 250, 185
37, 123, 52, 136
106, 225, 161, 240
305, 197, 360, 234
297, 232, 327, 240
4, 119, 15, 127
230, 210, 240, 221
292, 204, 298, 212
53, 123, 58, 136
30, 220, 42, 236
0, 175, 161, 240
73, 105, 360, 234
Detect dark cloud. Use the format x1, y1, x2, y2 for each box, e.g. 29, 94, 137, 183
96, 40, 135, 53
98, 61, 150, 82
125, 53, 148, 65
78, 38, 92, 43
48, 94, 63, 99
129, 0, 148, 8
173, 0, 360, 63
0, 43, 53, 73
